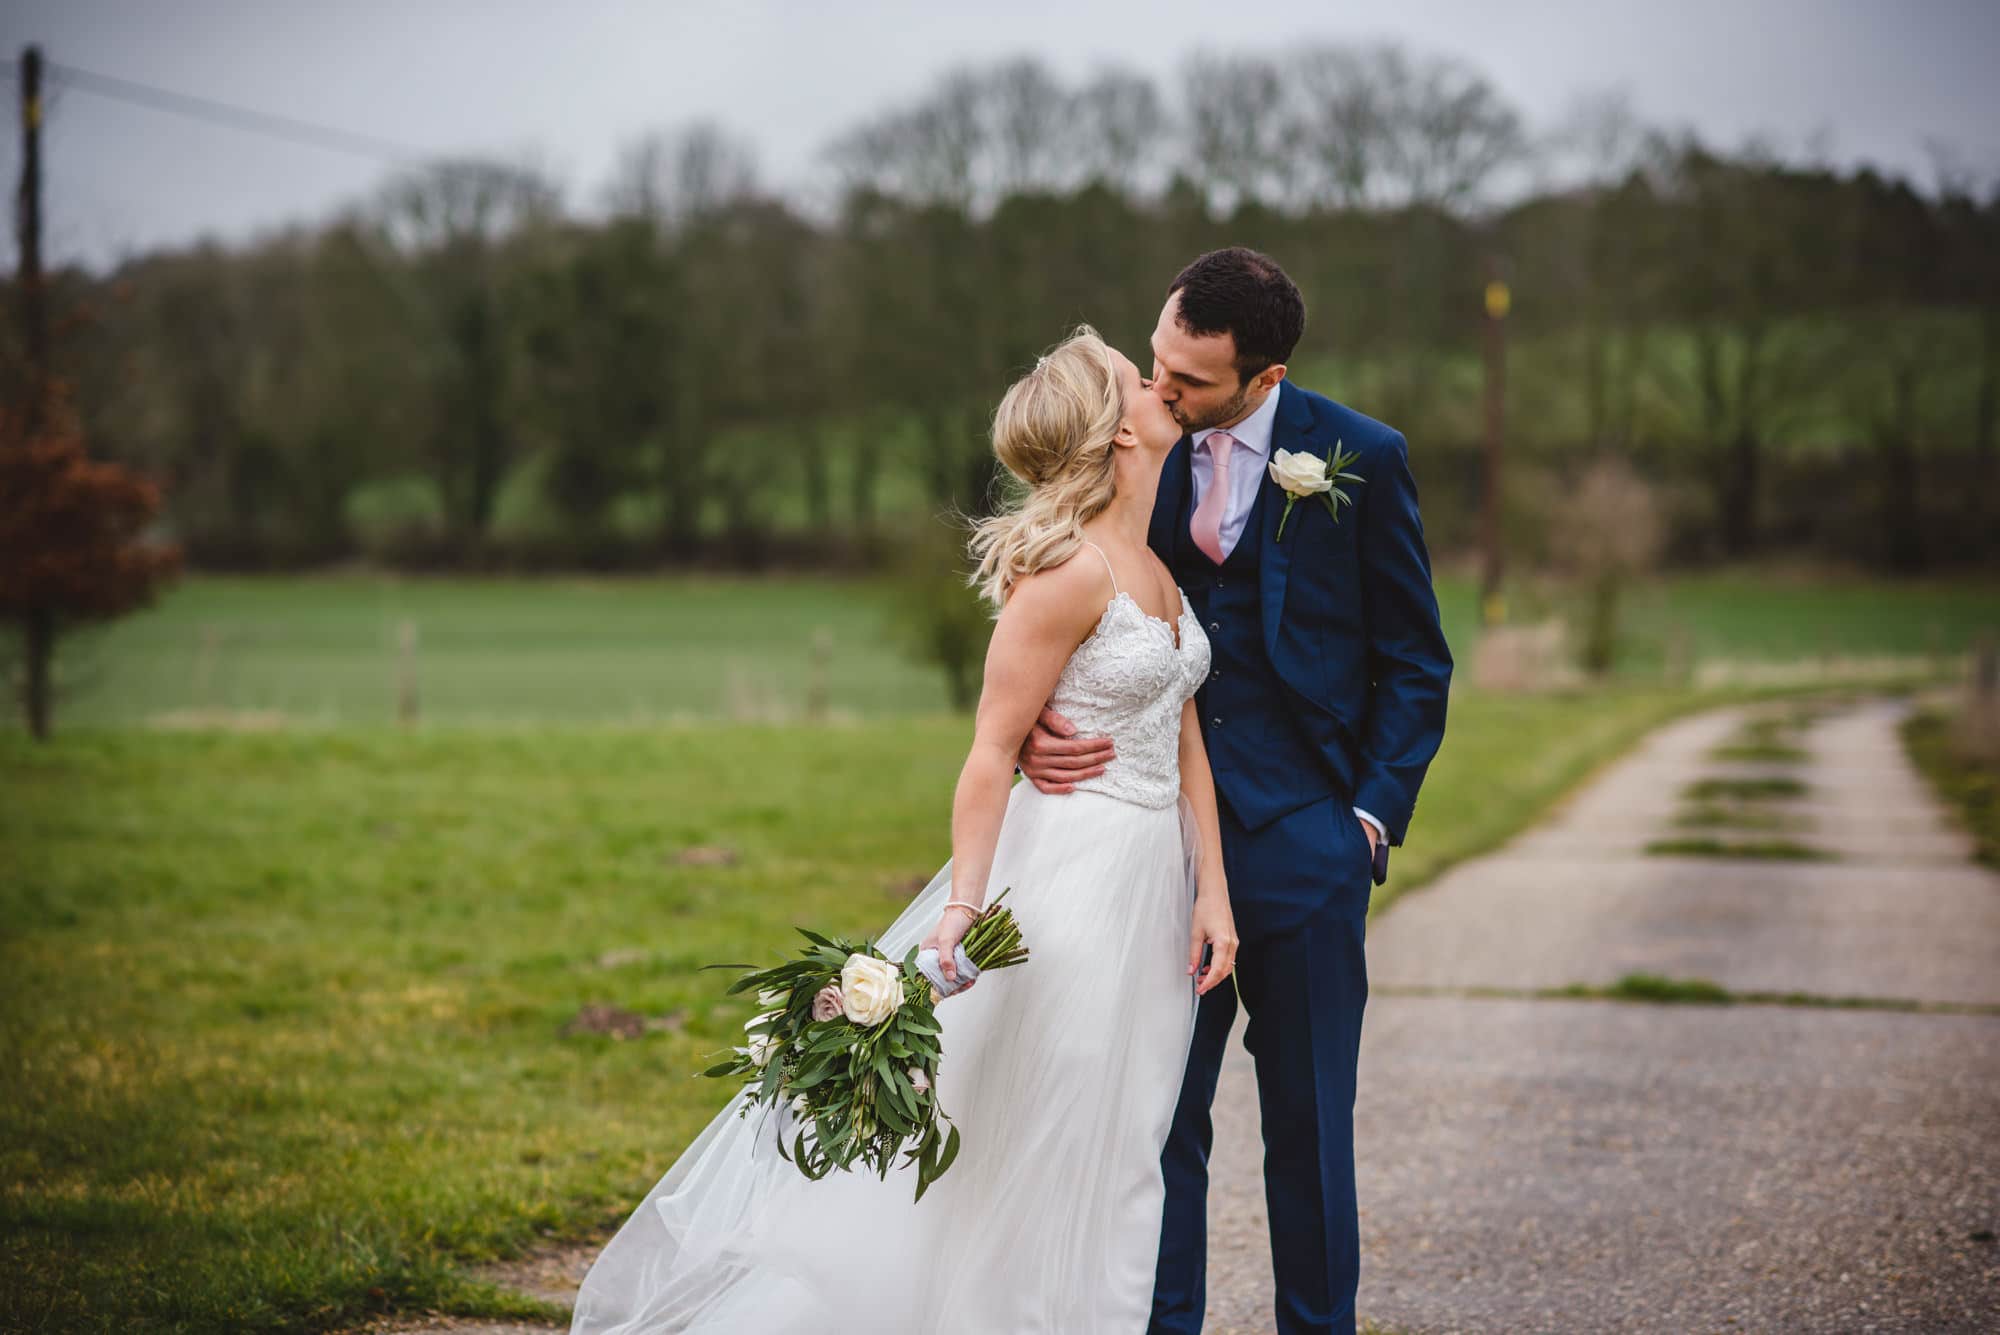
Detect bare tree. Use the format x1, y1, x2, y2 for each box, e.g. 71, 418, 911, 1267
374, 158, 561, 256
371, 158, 561, 542
1653, 138, 1839, 556
1289, 44, 1385, 208
1928, 145, 2000, 531
1070, 68, 1168, 195
826, 59, 1090, 211
1540, 87, 1649, 192
1548, 454, 1665, 674
1532, 89, 1664, 453
1366, 44, 1527, 212
1179, 52, 1289, 211
1186, 43, 1525, 215
1837, 167, 1958, 571
827, 70, 984, 209
604, 122, 760, 229
984, 58, 1075, 197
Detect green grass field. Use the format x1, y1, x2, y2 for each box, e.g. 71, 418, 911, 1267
1, 563, 1992, 1330
3, 683, 1748, 1332
20, 567, 1996, 727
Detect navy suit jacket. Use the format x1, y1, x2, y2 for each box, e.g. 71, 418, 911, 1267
1146, 380, 1452, 849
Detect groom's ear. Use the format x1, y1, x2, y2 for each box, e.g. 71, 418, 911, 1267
1254, 363, 1288, 395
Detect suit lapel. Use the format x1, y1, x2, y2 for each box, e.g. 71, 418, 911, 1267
1150, 435, 1193, 562
1258, 380, 1319, 662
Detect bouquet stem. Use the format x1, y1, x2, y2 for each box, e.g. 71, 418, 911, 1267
923, 887, 1029, 1001
959, 886, 1029, 970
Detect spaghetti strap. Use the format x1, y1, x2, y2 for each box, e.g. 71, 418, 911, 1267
1080, 539, 1119, 597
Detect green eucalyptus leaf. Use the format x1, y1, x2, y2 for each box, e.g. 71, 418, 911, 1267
876, 1095, 912, 1137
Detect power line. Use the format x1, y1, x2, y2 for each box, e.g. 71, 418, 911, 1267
2, 56, 438, 166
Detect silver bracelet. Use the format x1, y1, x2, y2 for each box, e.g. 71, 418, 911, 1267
943, 900, 984, 917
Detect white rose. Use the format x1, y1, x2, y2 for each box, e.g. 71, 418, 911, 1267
743, 1009, 783, 1067
756, 988, 788, 1009
1268, 447, 1332, 497
839, 952, 905, 1026
907, 1065, 931, 1094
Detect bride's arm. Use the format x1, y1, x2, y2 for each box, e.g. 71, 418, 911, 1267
1178, 697, 1239, 994
928, 560, 1105, 983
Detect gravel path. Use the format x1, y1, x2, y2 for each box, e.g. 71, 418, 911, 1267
1199, 695, 2000, 1333
368, 695, 2000, 1333
1367, 703, 2000, 1008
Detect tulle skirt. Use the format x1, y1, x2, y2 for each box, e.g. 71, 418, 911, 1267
570, 779, 1204, 1334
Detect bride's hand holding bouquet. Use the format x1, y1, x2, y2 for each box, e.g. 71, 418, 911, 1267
920, 900, 982, 994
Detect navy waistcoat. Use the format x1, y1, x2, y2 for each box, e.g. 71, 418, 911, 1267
1169, 457, 1338, 829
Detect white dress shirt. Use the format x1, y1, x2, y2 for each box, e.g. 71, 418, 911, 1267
1189, 388, 1388, 851
1189, 385, 1281, 563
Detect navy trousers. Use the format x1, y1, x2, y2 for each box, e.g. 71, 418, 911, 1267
1148, 795, 1373, 1335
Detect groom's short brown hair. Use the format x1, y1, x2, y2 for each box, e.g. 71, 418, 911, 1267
1167, 247, 1306, 382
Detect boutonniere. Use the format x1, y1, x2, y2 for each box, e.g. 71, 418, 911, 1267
1268, 442, 1364, 541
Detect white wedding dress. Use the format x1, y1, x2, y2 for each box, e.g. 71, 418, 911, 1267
571, 543, 1213, 1334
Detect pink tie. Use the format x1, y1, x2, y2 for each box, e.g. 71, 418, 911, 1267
1190, 431, 1235, 565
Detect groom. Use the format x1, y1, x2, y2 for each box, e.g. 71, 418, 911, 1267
1018, 247, 1452, 1334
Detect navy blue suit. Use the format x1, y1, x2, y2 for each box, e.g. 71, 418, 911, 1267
1146, 380, 1452, 1334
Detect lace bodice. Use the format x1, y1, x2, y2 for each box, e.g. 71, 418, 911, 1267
1045, 545, 1213, 810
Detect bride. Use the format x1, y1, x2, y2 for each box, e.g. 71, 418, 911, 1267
570, 326, 1239, 1334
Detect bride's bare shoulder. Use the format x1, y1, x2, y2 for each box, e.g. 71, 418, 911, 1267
998, 545, 1117, 642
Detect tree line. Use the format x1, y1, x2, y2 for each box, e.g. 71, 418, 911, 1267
9, 43, 1997, 574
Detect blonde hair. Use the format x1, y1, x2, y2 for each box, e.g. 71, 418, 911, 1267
967, 325, 1123, 606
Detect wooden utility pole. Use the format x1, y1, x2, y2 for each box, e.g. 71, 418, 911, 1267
16, 45, 48, 432
15, 44, 55, 735
2, 44, 183, 741
1479, 254, 1510, 626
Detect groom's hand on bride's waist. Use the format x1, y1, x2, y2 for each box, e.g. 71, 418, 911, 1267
1017, 707, 1117, 793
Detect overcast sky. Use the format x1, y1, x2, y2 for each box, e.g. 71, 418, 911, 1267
6, 0, 1999, 272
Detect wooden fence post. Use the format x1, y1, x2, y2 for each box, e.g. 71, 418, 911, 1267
397, 619, 419, 727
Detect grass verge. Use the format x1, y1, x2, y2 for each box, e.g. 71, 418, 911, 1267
1378, 977, 2000, 1016
1900, 706, 2000, 871
1683, 776, 1808, 802
1706, 743, 1809, 763
1642, 836, 1835, 861
1671, 802, 1812, 832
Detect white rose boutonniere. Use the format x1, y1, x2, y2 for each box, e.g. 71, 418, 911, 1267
1269, 441, 1363, 541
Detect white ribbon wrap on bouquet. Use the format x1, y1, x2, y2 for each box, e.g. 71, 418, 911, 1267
914, 944, 981, 998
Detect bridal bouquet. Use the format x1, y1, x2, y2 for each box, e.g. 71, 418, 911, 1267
700, 889, 1028, 1201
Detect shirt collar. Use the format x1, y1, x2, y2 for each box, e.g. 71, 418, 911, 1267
1191, 382, 1281, 459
